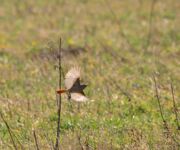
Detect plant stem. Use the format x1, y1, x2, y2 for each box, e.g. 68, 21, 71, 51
152, 75, 167, 128
33, 130, 40, 150
170, 82, 180, 130
0, 111, 18, 150
55, 38, 62, 150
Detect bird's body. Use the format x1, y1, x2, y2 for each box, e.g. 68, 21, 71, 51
56, 67, 88, 102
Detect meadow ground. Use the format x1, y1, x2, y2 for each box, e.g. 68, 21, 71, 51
0, 0, 179, 149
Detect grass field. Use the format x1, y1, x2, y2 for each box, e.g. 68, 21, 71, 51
0, 0, 180, 149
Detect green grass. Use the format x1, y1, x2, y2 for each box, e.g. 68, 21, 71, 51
0, 0, 180, 149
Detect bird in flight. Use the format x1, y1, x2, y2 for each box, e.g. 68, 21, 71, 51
56, 67, 88, 102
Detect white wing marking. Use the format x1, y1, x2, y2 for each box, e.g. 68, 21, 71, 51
70, 93, 88, 102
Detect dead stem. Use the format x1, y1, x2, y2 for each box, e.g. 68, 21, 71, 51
103, 0, 136, 51
77, 129, 84, 150
144, 0, 157, 51
152, 74, 168, 129
0, 111, 18, 150
55, 38, 62, 150
33, 129, 40, 150
170, 81, 180, 130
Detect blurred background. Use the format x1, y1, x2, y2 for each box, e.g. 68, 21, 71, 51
0, 0, 179, 149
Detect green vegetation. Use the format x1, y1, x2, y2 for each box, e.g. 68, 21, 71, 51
0, 0, 179, 149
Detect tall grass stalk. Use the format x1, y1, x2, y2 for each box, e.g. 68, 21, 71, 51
0, 111, 18, 150
55, 38, 62, 150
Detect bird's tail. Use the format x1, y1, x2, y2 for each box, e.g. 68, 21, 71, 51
56, 89, 67, 94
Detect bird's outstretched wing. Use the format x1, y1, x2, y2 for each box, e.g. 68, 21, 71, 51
70, 92, 88, 102
65, 67, 80, 90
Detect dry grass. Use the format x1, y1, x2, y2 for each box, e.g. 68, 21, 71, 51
0, 0, 180, 149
